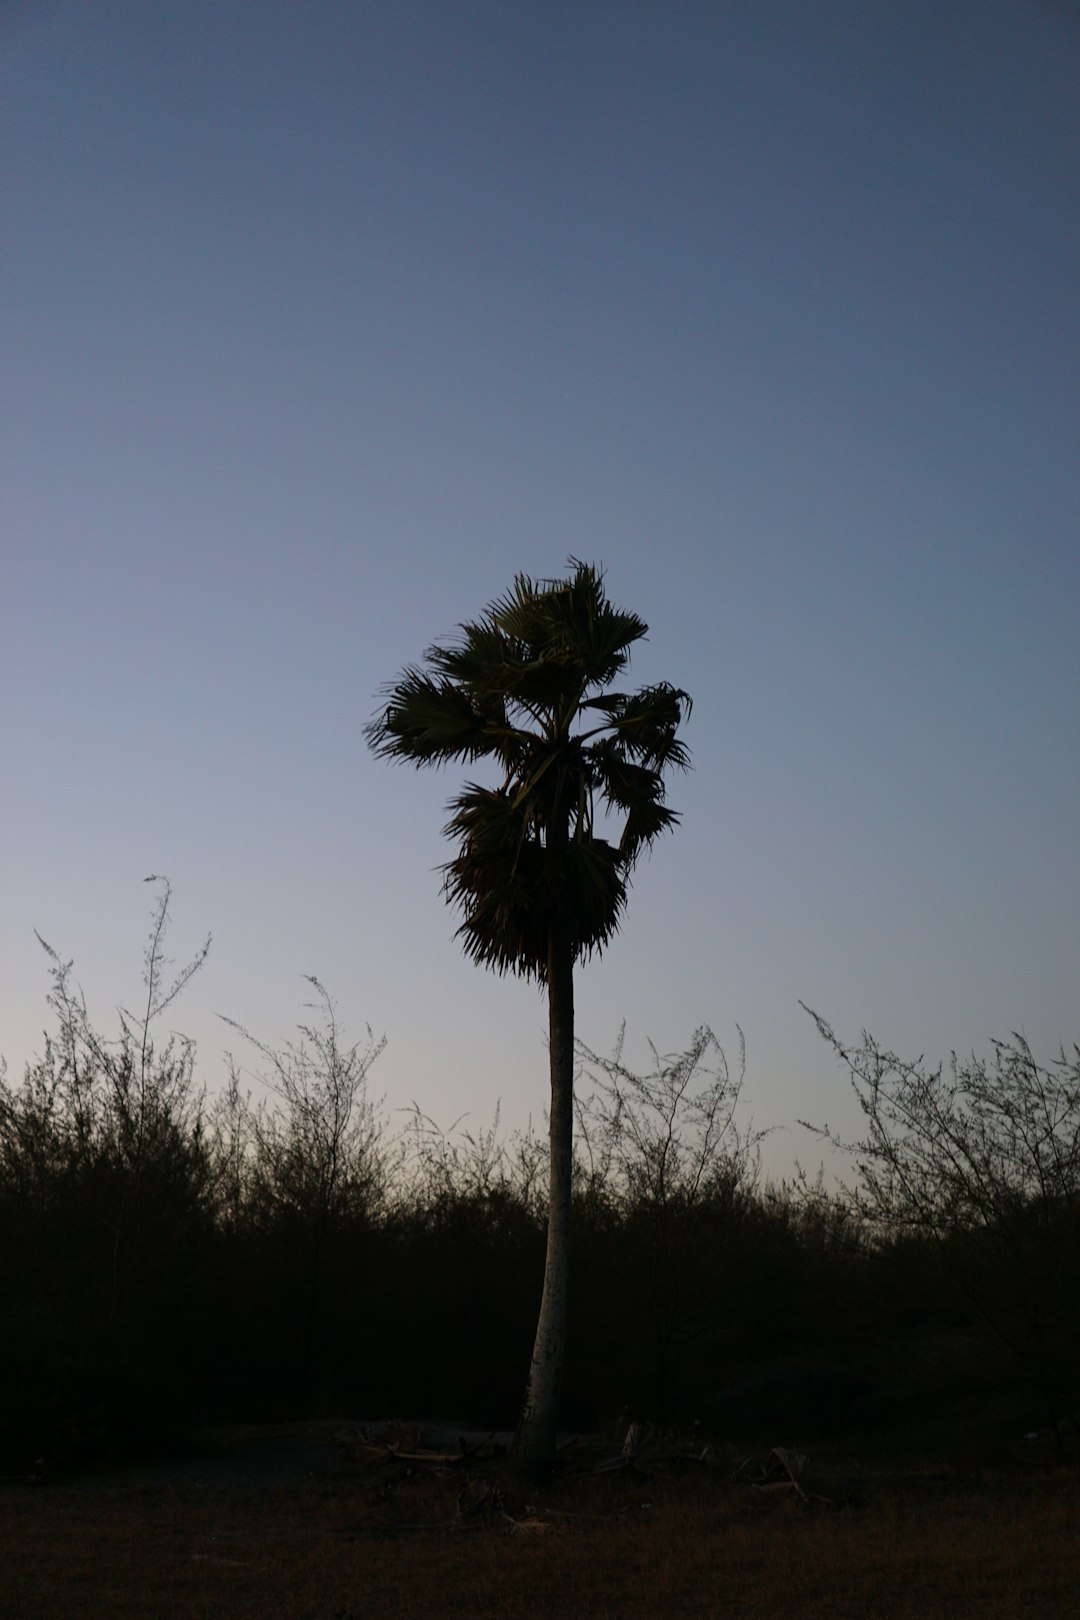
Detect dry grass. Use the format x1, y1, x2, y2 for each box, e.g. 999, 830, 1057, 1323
2, 1452, 1078, 1619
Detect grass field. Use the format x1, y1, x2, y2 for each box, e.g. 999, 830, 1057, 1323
2, 1429, 1078, 1620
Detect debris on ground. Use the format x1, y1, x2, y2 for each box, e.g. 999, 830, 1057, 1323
558, 1422, 721, 1476
332, 1418, 835, 1528
735, 1446, 833, 1505
335, 1420, 506, 1479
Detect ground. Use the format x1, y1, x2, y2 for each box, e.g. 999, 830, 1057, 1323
2, 1418, 1078, 1619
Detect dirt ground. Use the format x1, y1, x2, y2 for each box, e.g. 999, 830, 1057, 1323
4, 1419, 1079, 1620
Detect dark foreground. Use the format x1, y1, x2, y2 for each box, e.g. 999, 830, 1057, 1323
2, 1421, 1078, 1620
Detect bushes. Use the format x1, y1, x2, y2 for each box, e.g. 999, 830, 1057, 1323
570, 1024, 763, 1420
802, 1009, 1080, 1450
2, 889, 1075, 1463
0, 881, 216, 1454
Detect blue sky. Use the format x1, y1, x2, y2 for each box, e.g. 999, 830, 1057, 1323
3, 0, 1077, 1174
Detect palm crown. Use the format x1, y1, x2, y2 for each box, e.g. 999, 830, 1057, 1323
365, 560, 692, 981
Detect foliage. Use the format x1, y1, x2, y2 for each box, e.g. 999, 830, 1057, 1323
3, 886, 1077, 1464
397, 1100, 548, 1220
0, 879, 214, 1451
801, 1009, 1080, 1234
364, 558, 692, 980
575, 1023, 760, 1211
802, 1007, 1080, 1448
573, 1025, 763, 1413
221, 980, 387, 1233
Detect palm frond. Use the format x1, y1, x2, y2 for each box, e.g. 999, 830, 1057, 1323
491, 560, 647, 690
364, 668, 495, 766
427, 624, 524, 693
443, 789, 627, 980
605, 683, 693, 769
618, 799, 681, 866
366, 560, 691, 979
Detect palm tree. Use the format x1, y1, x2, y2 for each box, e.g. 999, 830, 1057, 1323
365, 559, 692, 1479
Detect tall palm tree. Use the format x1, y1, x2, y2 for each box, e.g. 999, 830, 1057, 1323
365, 559, 691, 1479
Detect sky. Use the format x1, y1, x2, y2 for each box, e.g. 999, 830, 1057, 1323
2, 0, 1077, 1179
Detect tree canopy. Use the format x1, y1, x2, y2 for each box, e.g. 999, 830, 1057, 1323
364, 559, 693, 981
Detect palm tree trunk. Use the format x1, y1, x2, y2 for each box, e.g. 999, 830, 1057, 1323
511, 926, 575, 1481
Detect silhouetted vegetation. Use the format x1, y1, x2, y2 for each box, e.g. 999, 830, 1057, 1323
801, 1005, 1080, 1454
1, 885, 1077, 1472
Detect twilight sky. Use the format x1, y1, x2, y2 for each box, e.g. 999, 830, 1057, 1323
3, 0, 1077, 1174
